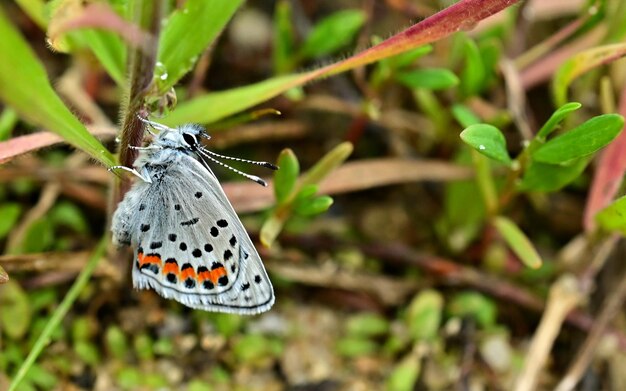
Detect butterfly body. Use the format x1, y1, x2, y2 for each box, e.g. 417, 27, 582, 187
112, 123, 274, 314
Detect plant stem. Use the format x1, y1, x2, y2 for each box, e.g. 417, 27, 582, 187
116, 0, 164, 199
8, 237, 107, 391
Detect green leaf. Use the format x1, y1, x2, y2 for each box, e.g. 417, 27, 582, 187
387, 353, 421, 391
0, 280, 32, 339
451, 104, 480, 127
448, 292, 497, 328
157, 0, 244, 93
75, 341, 100, 366
25, 364, 58, 389
395, 68, 459, 90
273, 0, 295, 74
460, 37, 486, 97
50, 201, 89, 233
533, 114, 624, 164
274, 149, 300, 204
105, 325, 128, 360
596, 194, 626, 235
301, 142, 354, 186
0, 10, 115, 167
295, 196, 333, 216
493, 216, 542, 269
346, 313, 390, 337
0, 203, 22, 240
552, 43, 626, 106
19, 218, 54, 254
336, 337, 378, 357
388, 45, 433, 69
536, 102, 582, 141
299, 10, 366, 59
460, 124, 512, 165
519, 158, 590, 192
406, 289, 443, 341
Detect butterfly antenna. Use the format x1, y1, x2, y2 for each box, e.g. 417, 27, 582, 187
196, 148, 269, 187
198, 146, 278, 170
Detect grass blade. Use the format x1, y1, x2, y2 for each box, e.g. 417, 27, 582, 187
8, 236, 107, 391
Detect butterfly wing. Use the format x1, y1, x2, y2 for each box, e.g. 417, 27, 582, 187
112, 153, 274, 315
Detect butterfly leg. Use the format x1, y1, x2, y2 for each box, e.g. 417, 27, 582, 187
108, 165, 152, 183
137, 116, 174, 133
129, 145, 163, 151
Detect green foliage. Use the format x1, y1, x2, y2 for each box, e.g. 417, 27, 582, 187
274, 149, 300, 204
157, 0, 244, 93
0, 9, 115, 167
298, 10, 366, 59
0, 280, 32, 340
596, 194, 626, 235
395, 68, 459, 90
261, 143, 353, 246
448, 292, 497, 328
535, 102, 582, 141
405, 290, 444, 342
493, 216, 542, 269
346, 313, 390, 337
460, 124, 512, 165
532, 114, 624, 164
0, 203, 22, 240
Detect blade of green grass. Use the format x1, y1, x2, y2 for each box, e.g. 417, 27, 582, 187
0, 9, 115, 167
8, 236, 107, 391
161, 0, 522, 126
157, 0, 244, 93
552, 43, 626, 106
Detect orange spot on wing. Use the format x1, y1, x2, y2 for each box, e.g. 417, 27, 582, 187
181, 267, 196, 281
163, 261, 179, 276
208, 267, 226, 284
197, 270, 211, 282
138, 253, 162, 267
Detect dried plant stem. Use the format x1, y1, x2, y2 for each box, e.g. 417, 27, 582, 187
555, 267, 626, 391
514, 275, 585, 391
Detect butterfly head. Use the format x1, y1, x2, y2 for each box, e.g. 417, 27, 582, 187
154, 123, 210, 150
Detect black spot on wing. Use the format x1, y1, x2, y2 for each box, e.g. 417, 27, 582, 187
229, 235, 237, 247
218, 275, 229, 286
254, 275, 262, 284
210, 227, 219, 237
140, 224, 150, 232
150, 242, 162, 249
166, 274, 177, 284
174, 204, 181, 211
217, 219, 228, 228
139, 204, 145, 211
195, 191, 202, 199
179, 242, 187, 251
203, 280, 214, 290
224, 250, 233, 261
181, 217, 199, 226
168, 233, 177, 242
242, 282, 250, 291
184, 278, 196, 289
192, 249, 202, 258
204, 243, 213, 253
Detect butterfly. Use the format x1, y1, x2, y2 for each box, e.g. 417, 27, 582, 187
110, 117, 276, 314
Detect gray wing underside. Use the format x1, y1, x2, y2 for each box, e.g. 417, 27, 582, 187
111, 154, 274, 314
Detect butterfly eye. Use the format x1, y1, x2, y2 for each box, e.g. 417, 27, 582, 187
182, 133, 197, 147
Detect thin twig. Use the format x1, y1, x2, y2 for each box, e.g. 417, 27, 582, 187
555, 265, 626, 391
